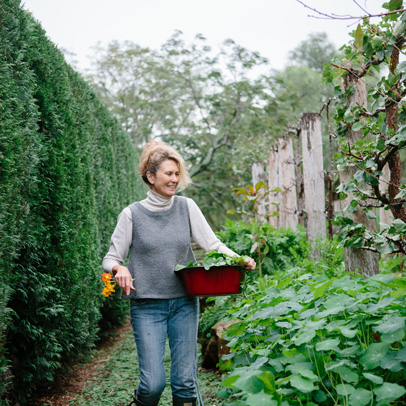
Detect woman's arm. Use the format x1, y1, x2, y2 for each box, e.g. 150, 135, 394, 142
187, 198, 236, 255
102, 208, 132, 271
102, 208, 135, 295
187, 199, 256, 270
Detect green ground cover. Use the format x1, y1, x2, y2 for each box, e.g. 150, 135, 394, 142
216, 271, 406, 406
68, 330, 222, 406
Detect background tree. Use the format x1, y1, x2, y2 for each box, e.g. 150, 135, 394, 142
264, 65, 333, 130
87, 31, 337, 228
87, 33, 271, 226
324, 0, 406, 260
288, 32, 338, 72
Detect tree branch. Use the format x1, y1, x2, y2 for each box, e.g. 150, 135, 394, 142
183, 74, 212, 133
378, 145, 400, 171
189, 131, 230, 178
295, 0, 406, 21
371, 183, 391, 205
360, 245, 405, 254
331, 63, 401, 104
359, 106, 386, 118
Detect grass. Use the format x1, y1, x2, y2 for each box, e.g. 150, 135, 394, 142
68, 327, 223, 406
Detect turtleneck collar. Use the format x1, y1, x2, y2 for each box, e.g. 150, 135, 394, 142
140, 188, 175, 211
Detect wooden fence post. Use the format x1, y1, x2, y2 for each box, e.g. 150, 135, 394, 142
268, 145, 280, 228
300, 113, 326, 244
278, 136, 298, 230
252, 162, 267, 222
294, 128, 305, 228
340, 73, 379, 276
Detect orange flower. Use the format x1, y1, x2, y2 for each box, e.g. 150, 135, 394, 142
102, 272, 112, 283
107, 281, 116, 292
102, 273, 116, 297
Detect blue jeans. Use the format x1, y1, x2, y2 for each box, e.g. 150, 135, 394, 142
130, 296, 199, 404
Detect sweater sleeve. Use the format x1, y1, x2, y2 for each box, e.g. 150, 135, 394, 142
187, 198, 237, 257
102, 207, 132, 272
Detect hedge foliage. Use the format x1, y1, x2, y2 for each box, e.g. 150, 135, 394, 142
0, 1, 143, 403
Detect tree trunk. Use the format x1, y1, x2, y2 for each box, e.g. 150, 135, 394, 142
386, 43, 406, 223
300, 113, 326, 247
341, 73, 379, 275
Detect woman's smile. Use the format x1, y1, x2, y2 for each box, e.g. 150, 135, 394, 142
148, 160, 180, 197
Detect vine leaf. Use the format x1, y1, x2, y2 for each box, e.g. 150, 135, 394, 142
373, 382, 406, 403
354, 24, 363, 52
349, 388, 371, 406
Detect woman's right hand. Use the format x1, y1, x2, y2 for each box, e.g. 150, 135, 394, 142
112, 265, 136, 296
244, 257, 256, 270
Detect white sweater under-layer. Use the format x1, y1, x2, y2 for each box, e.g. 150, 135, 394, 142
102, 189, 237, 272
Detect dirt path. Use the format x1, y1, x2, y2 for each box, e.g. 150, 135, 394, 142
29, 322, 133, 406
29, 320, 223, 406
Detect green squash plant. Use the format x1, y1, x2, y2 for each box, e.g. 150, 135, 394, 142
217, 270, 406, 405
175, 251, 251, 271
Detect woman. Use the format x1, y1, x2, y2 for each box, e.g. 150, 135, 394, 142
102, 140, 256, 406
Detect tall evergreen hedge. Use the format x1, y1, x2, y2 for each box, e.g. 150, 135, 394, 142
0, 1, 143, 403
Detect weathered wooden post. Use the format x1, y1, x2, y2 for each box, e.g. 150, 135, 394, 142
300, 113, 326, 245
293, 127, 305, 228
268, 145, 280, 228
252, 162, 267, 222
278, 136, 298, 230
340, 73, 379, 275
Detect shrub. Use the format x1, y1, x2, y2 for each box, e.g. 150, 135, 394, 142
218, 270, 406, 405
200, 225, 344, 350
216, 219, 309, 276
0, 2, 143, 403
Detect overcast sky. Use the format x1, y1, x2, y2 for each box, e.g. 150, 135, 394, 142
21, 0, 385, 73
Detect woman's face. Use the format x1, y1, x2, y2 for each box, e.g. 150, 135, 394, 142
147, 159, 180, 197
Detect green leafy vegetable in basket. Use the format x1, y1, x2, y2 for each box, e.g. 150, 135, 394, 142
175, 250, 251, 271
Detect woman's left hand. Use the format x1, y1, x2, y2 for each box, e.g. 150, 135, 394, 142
245, 258, 256, 270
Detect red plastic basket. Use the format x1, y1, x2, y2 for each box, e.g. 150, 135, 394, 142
177, 265, 244, 296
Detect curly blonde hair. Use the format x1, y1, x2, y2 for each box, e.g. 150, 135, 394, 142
138, 139, 191, 191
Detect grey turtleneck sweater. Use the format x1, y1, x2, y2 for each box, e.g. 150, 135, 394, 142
102, 189, 236, 273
